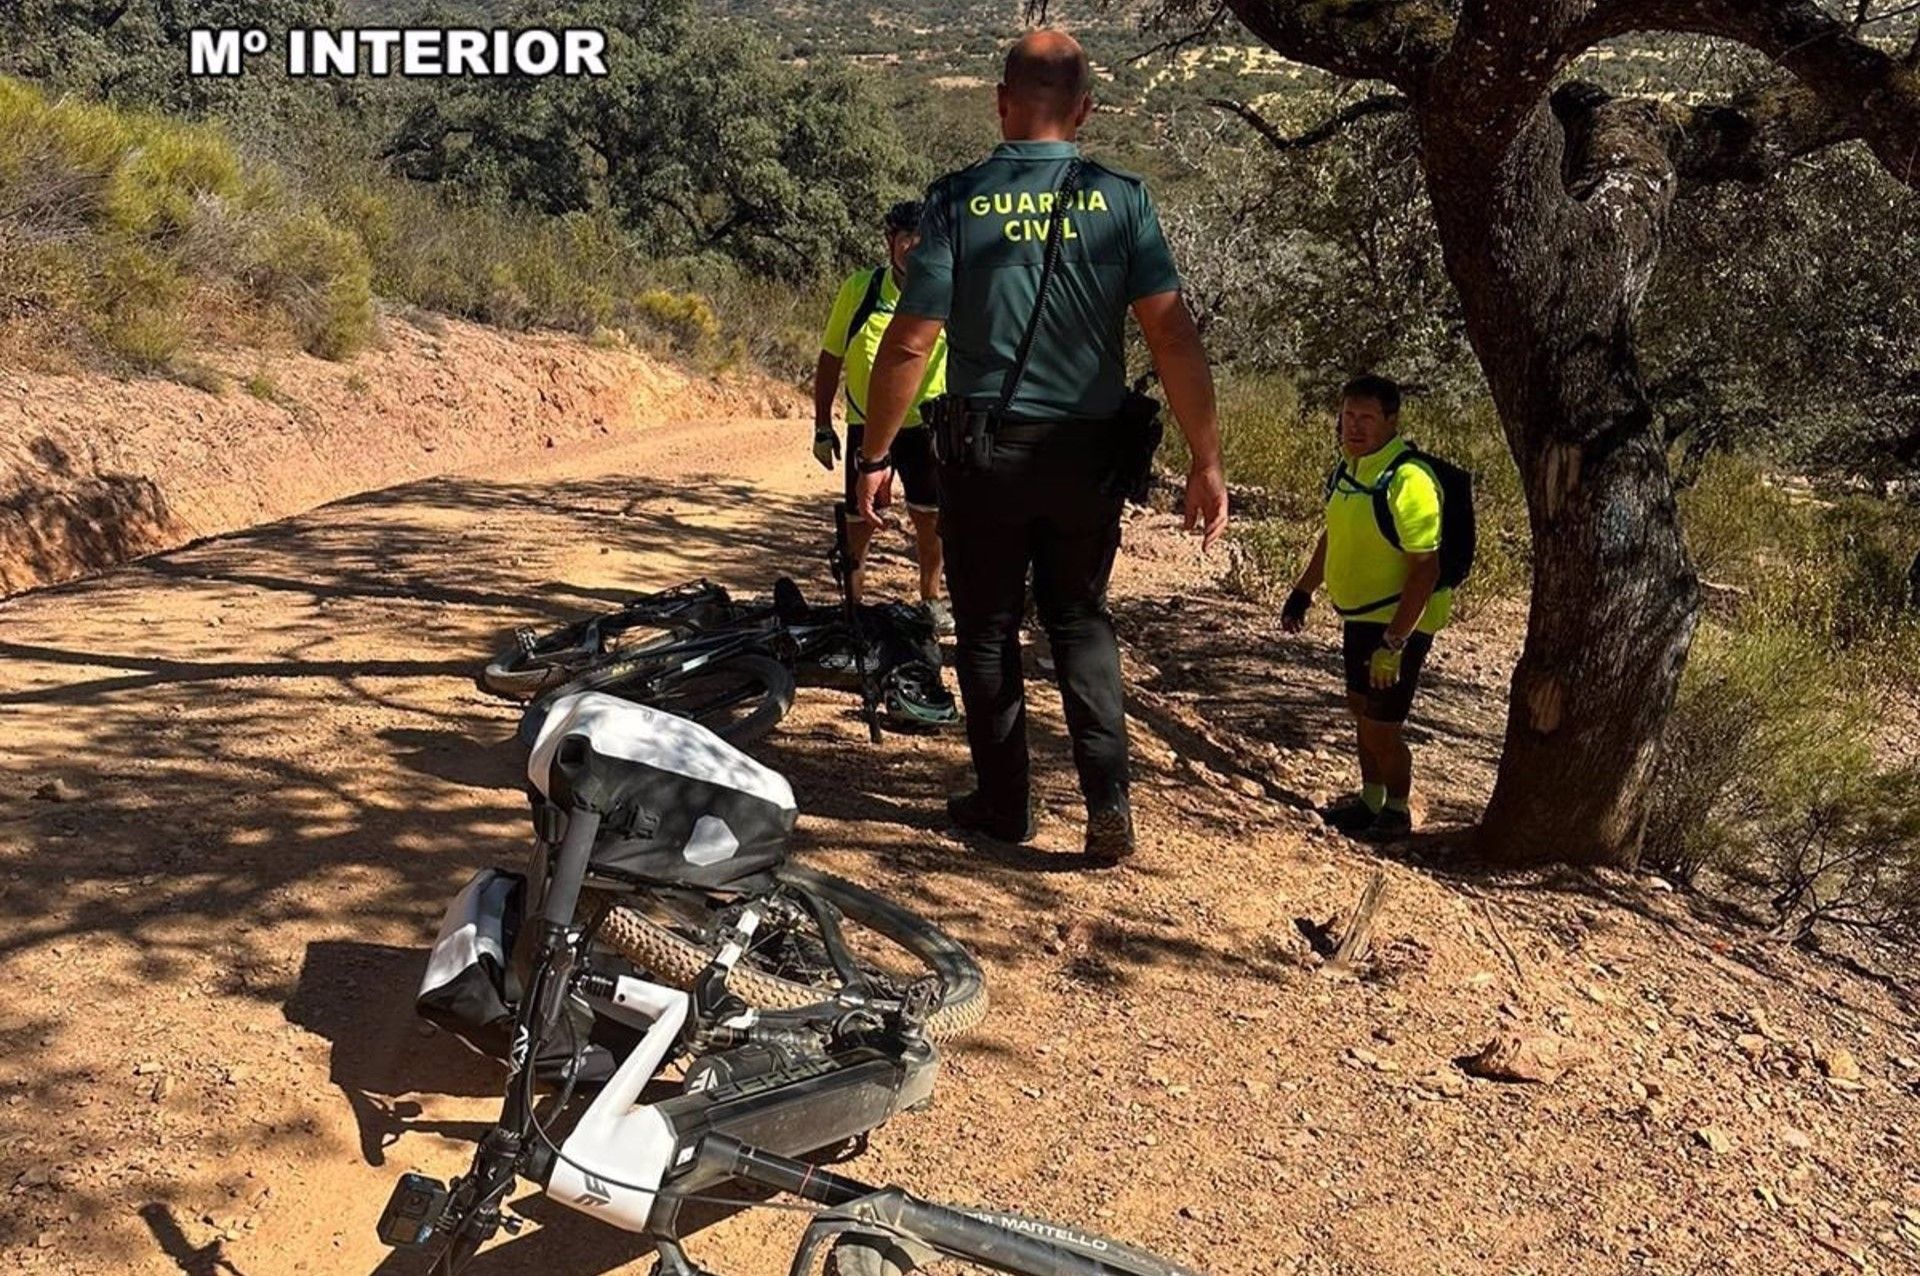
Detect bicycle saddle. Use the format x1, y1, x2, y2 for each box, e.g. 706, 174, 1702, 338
773, 576, 809, 622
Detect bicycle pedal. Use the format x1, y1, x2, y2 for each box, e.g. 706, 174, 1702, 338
901, 976, 941, 1023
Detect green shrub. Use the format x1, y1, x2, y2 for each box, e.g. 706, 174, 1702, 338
94, 245, 187, 366
1679, 452, 1920, 685
104, 121, 243, 239
1643, 625, 1862, 885
1645, 616, 1920, 938
244, 369, 280, 402
252, 209, 376, 360
0, 76, 372, 369
1674, 452, 1793, 585
0, 234, 88, 319
1758, 765, 1920, 940
683, 270, 820, 378
632, 289, 722, 355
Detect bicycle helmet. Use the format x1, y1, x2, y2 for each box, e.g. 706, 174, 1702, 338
882, 661, 960, 730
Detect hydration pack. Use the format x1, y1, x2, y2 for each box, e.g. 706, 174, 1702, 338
1328, 447, 1478, 590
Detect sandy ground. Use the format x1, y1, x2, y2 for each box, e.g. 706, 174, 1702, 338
2, 410, 1918, 1276
0, 314, 793, 595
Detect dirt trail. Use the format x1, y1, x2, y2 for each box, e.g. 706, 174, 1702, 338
1, 408, 1916, 1276
0, 315, 794, 596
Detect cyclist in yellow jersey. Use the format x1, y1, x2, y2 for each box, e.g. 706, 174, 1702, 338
1281, 374, 1449, 841
811, 201, 952, 629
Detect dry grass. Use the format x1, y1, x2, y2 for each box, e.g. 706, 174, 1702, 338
0, 77, 374, 369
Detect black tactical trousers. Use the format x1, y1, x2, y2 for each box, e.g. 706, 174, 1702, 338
937, 422, 1128, 816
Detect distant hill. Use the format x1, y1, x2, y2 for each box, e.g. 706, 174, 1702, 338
337, 0, 512, 20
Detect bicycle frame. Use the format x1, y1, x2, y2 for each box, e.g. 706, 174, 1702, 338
519, 581, 740, 661
384, 758, 1183, 1276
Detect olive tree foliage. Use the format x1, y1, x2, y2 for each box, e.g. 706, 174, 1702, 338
1648, 146, 1920, 486
0, 0, 345, 115
387, 0, 919, 280
1158, 22, 1920, 481
1156, 101, 1476, 403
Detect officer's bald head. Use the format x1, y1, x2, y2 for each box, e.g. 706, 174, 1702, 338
999, 31, 1092, 137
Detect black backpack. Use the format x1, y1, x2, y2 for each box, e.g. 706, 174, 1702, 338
1328, 447, 1478, 590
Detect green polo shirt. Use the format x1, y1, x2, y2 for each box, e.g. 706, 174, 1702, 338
897, 141, 1183, 423
1324, 435, 1453, 633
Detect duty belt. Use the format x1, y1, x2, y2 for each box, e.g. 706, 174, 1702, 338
991, 418, 1103, 444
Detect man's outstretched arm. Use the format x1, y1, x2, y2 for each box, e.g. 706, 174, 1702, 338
1132, 290, 1227, 549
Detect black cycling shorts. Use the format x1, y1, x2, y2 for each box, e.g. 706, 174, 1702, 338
846, 423, 939, 512
1342, 621, 1435, 725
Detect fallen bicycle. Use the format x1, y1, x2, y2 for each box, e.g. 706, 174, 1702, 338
391, 691, 1197, 1276
485, 507, 958, 747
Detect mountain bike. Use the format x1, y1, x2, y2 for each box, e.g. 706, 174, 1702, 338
496, 506, 954, 749
392, 692, 1195, 1276
481, 579, 749, 699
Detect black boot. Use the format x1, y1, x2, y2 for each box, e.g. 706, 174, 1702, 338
946, 790, 1037, 844
1083, 803, 1135, 864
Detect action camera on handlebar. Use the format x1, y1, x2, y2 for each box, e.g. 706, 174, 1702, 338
376, 1173, 449, 1248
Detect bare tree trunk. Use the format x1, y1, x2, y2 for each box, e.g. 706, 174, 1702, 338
1420, 100, 1702, 868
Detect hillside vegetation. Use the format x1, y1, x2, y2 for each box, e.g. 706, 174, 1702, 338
2, 0, 1918, 940
0, 79, 373, 370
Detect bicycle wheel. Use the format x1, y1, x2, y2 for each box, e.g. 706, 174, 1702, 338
482, 585, 742, 699
521, 652, 796, 749
594, 865, 989, 1041
482, 617, 702, 699
822, 1210, 1196, 1276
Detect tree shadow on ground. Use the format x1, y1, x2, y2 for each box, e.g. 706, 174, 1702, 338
1112, 593, 1505, 799
283, 941, 505, 1168
0, 460, 1310, 1270
137, 1203, 251, 1276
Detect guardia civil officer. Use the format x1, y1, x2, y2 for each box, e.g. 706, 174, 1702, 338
854, 30, 1228, 864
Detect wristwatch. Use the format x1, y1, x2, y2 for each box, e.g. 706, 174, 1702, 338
855, 452, 893, 474
1381, 629, 1410, 652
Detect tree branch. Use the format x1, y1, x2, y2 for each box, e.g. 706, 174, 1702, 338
1569, 0, 1920, 188
1557, 75, 1859, 189
1205, 92, 1410, 150
1668, 83, 1859, 182
1218, 0, 1455, 92
1126, 1, 1233, 66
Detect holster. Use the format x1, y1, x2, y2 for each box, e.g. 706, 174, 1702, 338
1102, 388, 1165, 503
924, 393, 997, 474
